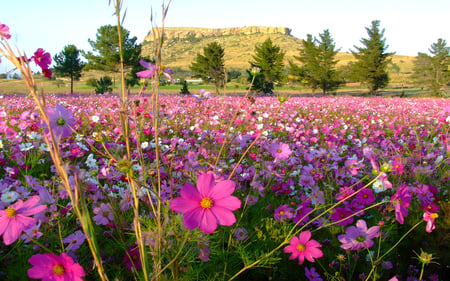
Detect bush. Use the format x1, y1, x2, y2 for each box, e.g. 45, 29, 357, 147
180, 79, 190, 94
94, 76, 113, 94
86, 78, 98, 87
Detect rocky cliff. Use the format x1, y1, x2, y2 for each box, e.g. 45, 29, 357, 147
144, 26, 292, 41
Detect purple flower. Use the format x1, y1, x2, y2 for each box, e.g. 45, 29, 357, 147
355, 188, 375, 205
193, 89, 211, 101
305, 267, 323, 281
93, 203, 113, 226
234, 227, 248, 241
41, 104, 76, 141
274, 204, 294, 222
330, 207, 354, 226
63, 230, 86, 251
338, 219, 380, 250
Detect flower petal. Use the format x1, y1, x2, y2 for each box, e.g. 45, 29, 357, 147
137, 70, 153, 78
180, 182, 202, 202
183, 208, 202, 230
198, 209, 218, 233
214, 196, 241, 211
170, 197, 199, 213
197, 173, 214, 197
208, 180, 236, 199
298, 230, 311, 244
210, 206, 236, 226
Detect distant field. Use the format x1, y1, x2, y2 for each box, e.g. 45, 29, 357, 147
0, 76, 428, 97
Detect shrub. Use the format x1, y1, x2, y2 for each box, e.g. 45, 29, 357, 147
86, 78, 98, 87
94, 76, 113, 94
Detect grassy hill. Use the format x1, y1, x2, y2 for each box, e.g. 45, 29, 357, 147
141, 28, 417, 83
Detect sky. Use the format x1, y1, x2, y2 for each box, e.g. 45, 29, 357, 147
1, 0, 449, 73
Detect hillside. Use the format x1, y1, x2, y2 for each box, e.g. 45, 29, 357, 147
141, 26, 416, 75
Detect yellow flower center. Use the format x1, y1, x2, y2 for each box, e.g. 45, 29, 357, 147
430, 213, 438, 219
279, 211, 285, 215
200, 198, 214, 209
6, 208, 16, 218
53, 265, 65, 275
297, 244, 305, 252
277, 149, 282, 153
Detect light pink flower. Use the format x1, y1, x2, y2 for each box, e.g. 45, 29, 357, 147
269, 142, 292, 161
283, 230, 323, 265
338, 219, 380, 250
41, 104, 75, 141
170, 172, 241, 233
0, 22, 11, 39
28, 252, 85, 281
423, 211, 438, 233
0, 195, 46, 245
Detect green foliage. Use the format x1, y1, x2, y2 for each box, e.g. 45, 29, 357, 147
190, 41, 226, 95
180, 79, 190, 94
53, 44, 85, 94
227, 69, 242, 82
94, 76, 113, 94
412, 38, 450, 96
290, 30, 343, 94
86, 78, 98, 87
248, 38, 286, 94
84, 25, 141, 74
351, 20, 394, 95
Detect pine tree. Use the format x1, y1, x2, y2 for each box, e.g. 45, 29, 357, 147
190, 41, 225, 95
248, 38, 286, 94
413, 38, 450, 96
53, 45, 85, 94
84, 25, 141, 76
351, 20, 394, 95
290, 30, 342, 94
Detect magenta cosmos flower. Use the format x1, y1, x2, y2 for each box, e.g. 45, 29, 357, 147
136, 60, 173, 82
269, 142, 292, 161
423, 211, 438, 233
0, 195, 46, 245
338, 219, 380, 250
170, 172, 241, 233
283, 230, 323, 265
28, 252, 85, 281
41, 104, 75, 141
30, 48, 52, 78
0, 21, 11, 39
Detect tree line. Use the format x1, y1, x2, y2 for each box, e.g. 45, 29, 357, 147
51, 21, 449, 96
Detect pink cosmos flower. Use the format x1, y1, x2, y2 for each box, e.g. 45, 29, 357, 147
41, 104, 75, 141
28, 252, 85, 281
193, 89, 211, 101
169, 172, 241, 233
0, 195, 46, 245
338, 219, 380, 250
283, 230, 323, 265
269, 142, 292, 161
423, 211, 438, 233
31, 48, 52, 69
136, 60, 173, 82
391, 183, 412, 224
0, 21, 11, 39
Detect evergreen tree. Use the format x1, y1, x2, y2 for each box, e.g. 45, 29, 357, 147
53, 45, 85, 94
248, 38, 285, 94
190, 41, 225, 95
290, 30, 342, 94
351, 20, 394, 95
412, 38, 450, 96
84, 25, 141, 81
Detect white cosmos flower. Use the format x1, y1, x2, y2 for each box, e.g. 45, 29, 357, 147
92, 115, 99, 122
1, 190, 19, 203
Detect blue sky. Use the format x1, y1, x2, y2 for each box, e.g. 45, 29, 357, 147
1, 0, 449, 73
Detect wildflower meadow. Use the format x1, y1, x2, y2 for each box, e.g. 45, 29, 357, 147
0, 1, 449, 281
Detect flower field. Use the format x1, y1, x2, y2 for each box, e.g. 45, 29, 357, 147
0, 94, 448, 280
